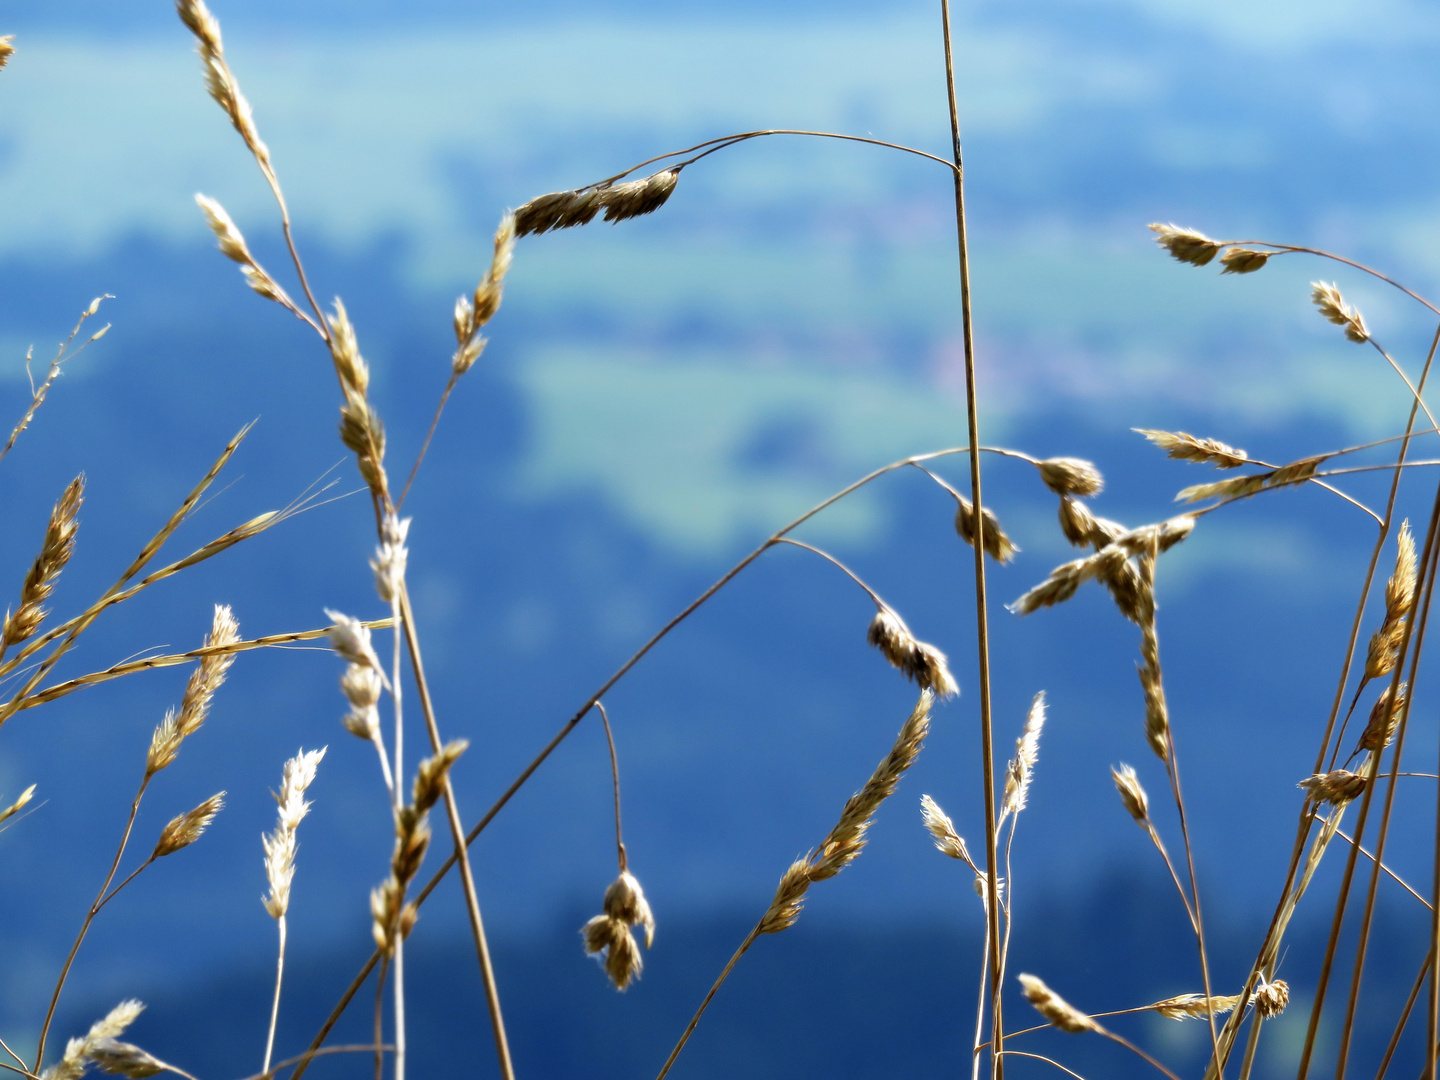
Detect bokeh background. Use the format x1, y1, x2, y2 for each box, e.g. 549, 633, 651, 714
4, 0, 1440, 1077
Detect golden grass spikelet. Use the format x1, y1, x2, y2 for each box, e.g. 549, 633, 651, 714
866, 608, 958, 697
1135, 428, 1248, 469
0, 36, 14, 72
1220, 247, 1271, 274
1312, 281, 1370, 343
514, 170, 680, 236
0, 782, 35, 827
581, 870, 656, 989
953, 493, 1018, 563
146, 604, 240, 775
1177, 456, 1325, 504
5, 475, 83, 648
193, 194, 292, 307
1300, 768, 1367, 806
1002, 692, 1046, 819
175, 0, 270, 166
1255, 978, 1290, 1019
1111, 763, 1150, 824
1148, 223, 1224, 266
1037, 456, 1104, 497
152, 791, 224, 858
1057, 496, 1125, 549
413, 739, 468, 816
453, 214, 517, 375
1366, 520, 1416, 680
263, 747, 325, 919
1011, 539, 1149, 618
1358, 682, 1407, 754
1019, 974, 1101, 1033
1150, 993, 1244, 1020
85, 1038, 166, 1079
324, 609, 383, 672
919, 794, 975, 866
44, 1000, 146, 1080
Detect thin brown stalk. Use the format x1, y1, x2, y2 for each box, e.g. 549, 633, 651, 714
595, 702, 626, 870
939, 5, 1005, 1077
397, 584, 514, 1080
398, 375, 457, 509
771, 537, 888, 608
1372, 947, 1429, 1080
655, 926, 759, 1080
233, 1043, 393, 1080
374, 957, 388, 1080
1143, 821, 1198, 930
0, 297, 111, 468
998, 1051, 1089, 1080
13, 619, 392, 713
1101, 1030, 1185, 1080
1333, 827, 1432, 908
34, 775, 151, 1071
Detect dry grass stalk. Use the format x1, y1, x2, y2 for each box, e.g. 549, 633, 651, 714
1148, 223, 1224, 267
1357, 682, 1407, 754
1135, 429, 1248, 470
867, 608, 958, 697
194, 194, 294, 309
43, 1000, 145, 1080
1001, 692, 1046, 820
151, 792, 224, 858
1312, 281, 1370, 343
2, 298, 111, 468
1365, 520, 1416, 680
1300, 768, 1368, 806
4, 476, 83, 649
1220, 248, 1271, 274
1111, 764, 1150, 824
1019, 974, 1101, 1033
145, 605, 241, 775
0, 781, 35, 827
582, 871, 656, 990
513, 169, 680, 237
1037, 457, 1104, 497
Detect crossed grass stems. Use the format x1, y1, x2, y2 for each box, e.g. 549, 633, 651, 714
6, 5, 1440, 1080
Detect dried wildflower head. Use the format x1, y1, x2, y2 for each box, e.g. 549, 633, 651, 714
920, 794, 974, 866
954, 494, 1018, 563
1149, 223, 1224, 267
146, 605, 241, 775
1358, 682, 1407, 754
582, 870, 655, 989
1037, 457, 1104, 497
1300, 768, 1367, 806
324, 609, 383, 672
1220, 248, 1271, 274
5, 475, 83, 648
1019, 974, 1100, 1033
1150, 993, 1243, 1021
1312, 281, 1369, 343
1001, 692, 1046, 819
1111, 763, 1150, 824
1254, 978, 1289, 1019
866, 608, 958, 697
152, 792, 224, 858
1136, 428, 1248, 470
371, 514, 411, 604
263, 747, 326, 919
0, 782, 35, 829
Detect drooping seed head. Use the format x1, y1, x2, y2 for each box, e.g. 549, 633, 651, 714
1135, 428, 1248, 469
1312, 281, 1370, 343
1150, 993, 1244, 1021
1019, 974, 1101, 1033
85, 1038, 166, 1079
1037, 457, 1104, 497
866, 608, 958, 697
324, 609, 383, 672
1149, 223, 1224, 267
1299, 768, 1367, 806
1254, 979, 1289, 1019
953, 493, 1018, 563
1220, 248, 1271, 274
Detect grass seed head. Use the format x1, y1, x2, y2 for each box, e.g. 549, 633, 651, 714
1038, 457, 1104, 497
1312, 281, 1370, 343
1149, 223, 1224, 266
1002, 692, 1046, 819
1019, 974, 1101, 1033
1300, 768, 1367, 806
413, 739, 468, 815
0, 782, 35, 827
866, 608, 957, 697
920, 794, 974, 866
324, 609, 383, 672
146, 605, 240, 775
1358, 682, 1407, 754
263, 747, 326, 919
5, 475, 83, 648
1111, 763, 1150, 824
1150, 993, 1243, 1020
152, 791, 225, 858
1255, 979, 1290, 1019
1220, 248, 1271, 274
85, 1038, 165, 1079
1136, 428, 1248, 469
953, 493, 1018, 563
0, 36, 14, 71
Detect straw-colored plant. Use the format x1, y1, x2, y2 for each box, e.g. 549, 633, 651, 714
5, 6, 1440, 1080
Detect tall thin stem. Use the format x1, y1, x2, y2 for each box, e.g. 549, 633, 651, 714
389, 596, 405, 1080
939, 5, 1004, 1074
595, 702, 627, 870
263, 916, 287, 1075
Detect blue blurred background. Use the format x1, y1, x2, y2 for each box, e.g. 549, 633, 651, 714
3, 0, 1440, 1077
